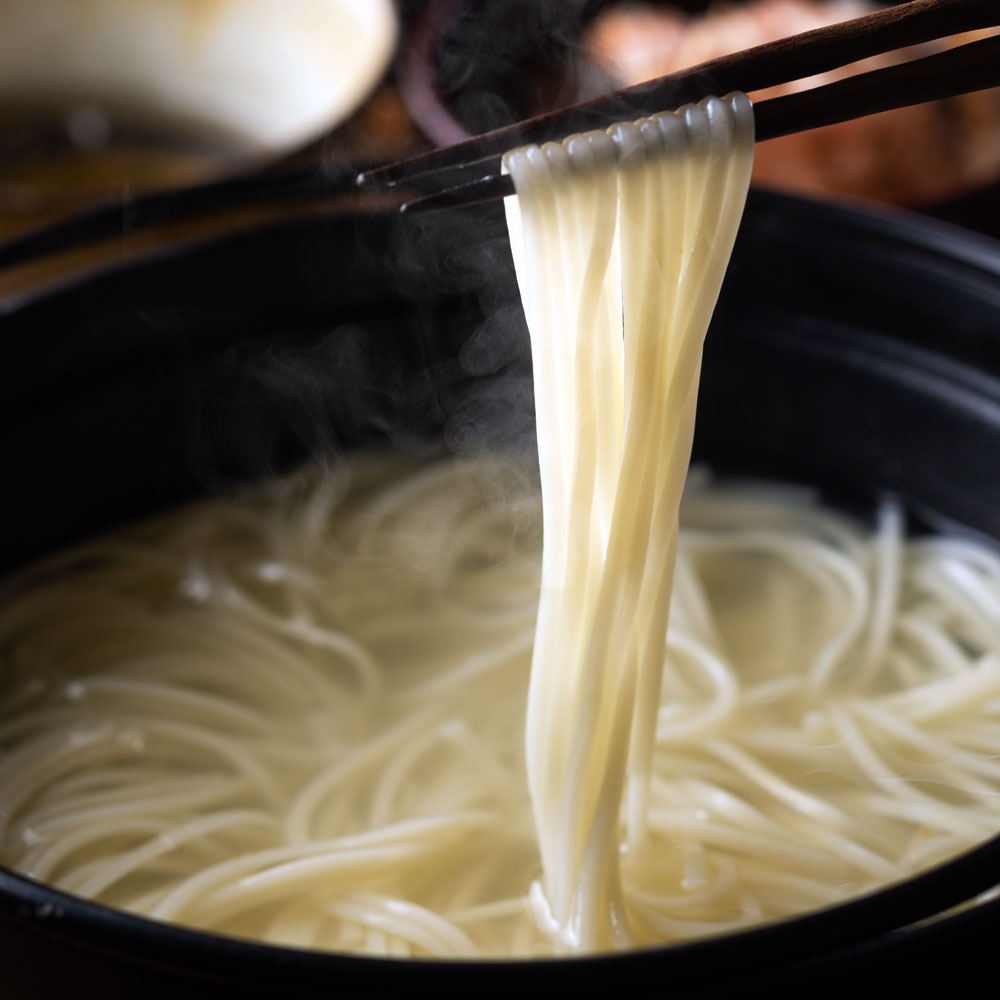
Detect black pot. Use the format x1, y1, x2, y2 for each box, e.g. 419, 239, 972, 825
2, 190, 1000, 997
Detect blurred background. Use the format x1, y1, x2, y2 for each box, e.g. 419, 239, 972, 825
1, 0, 998, 301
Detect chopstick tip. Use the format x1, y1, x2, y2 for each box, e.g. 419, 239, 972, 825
356, 167, 401, 190
398, 195, 427, 217
398, 172, 515, 217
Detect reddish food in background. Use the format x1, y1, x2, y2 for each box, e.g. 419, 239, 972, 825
586, 0, 1000, 206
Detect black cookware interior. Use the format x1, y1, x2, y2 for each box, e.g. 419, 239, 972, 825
2, 189, 1000, 996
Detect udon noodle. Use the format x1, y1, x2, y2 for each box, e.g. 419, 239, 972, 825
3, 94, 1000, 958
503, 92, 753, 949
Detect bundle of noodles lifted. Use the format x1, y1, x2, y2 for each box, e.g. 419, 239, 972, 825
504, 92, 755, 950
7, 93, 1000, 958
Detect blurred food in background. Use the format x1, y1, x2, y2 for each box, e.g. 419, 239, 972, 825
585, 0, 1000, 206
4, 0, 1000, 291
0, 0, 400, 240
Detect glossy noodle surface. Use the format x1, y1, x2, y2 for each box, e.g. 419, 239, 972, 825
503, 92, 754, 949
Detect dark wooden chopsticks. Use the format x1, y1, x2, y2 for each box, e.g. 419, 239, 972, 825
355, 0, 1000, 216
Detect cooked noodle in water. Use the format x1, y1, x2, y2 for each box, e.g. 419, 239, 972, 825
3, 95, 1000, 957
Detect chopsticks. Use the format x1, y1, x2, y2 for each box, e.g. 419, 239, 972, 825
355, 0, 1000, 215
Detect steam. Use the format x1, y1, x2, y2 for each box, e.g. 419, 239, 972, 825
184, 0, 609, 489
184, 196, 536, 492
377, 201, 537, 457
437, 0, 595, 136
